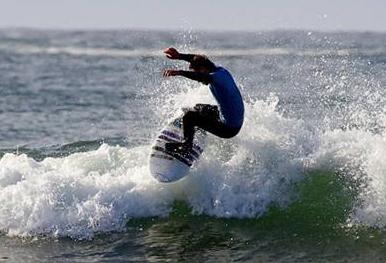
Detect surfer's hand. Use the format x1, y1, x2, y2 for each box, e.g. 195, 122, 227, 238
163, 69, 180, 77
164, 47, 180, 59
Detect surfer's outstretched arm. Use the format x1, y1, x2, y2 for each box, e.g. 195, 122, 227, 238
164, 47, 198, 63
163, 70, 212, 85
163, 47, 216, 85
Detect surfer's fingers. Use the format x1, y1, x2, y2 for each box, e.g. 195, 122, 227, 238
164, 47, 179, 59
165, 53, 175, 59
163, 47, 172, 53
163, 70, 172, 77
165, 47, 177, 53
163, 49, 172, 58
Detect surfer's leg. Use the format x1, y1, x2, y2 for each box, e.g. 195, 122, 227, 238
193, 105, 241, 138
165, 105, 206, 153
181, 104, 220, 146
183, 110, 201, 147
165, 104, 239, 153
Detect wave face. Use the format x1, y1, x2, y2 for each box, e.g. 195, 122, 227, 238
1, 29, 386, 241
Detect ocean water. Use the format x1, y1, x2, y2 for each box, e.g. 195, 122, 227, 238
1, 28, 386, 262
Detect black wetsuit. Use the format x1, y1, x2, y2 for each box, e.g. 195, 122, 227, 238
182, 104, 241, 147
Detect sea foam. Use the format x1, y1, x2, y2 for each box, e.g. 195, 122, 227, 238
1, 84, 386, 239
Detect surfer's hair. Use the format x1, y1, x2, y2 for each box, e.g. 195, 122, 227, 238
189, 55, 216, 72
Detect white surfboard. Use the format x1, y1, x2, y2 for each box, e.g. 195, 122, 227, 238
149, 113, 206, 183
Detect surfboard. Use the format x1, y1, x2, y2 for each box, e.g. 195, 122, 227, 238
149, 113, 206, 183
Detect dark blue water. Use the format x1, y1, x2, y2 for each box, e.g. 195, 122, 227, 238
1, 28, 386, 262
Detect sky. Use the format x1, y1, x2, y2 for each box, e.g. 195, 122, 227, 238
1, 0, 386, 32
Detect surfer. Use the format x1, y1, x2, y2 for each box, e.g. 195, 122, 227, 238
163, 47, 244, 153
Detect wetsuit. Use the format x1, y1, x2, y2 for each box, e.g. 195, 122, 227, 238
166, 66, 244, 150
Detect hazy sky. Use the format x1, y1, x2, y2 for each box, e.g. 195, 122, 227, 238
1, 0, 385, 32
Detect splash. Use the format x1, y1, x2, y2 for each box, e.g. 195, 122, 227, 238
0, 145, 174, 239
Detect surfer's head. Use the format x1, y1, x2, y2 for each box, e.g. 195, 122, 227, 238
189, 55, 216, 73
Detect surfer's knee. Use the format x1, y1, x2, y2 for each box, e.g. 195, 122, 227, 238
220, 126, 242, 139
183, 110, 197, 121
193, 103, 206, 111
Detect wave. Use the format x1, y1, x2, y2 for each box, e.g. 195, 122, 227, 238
1, 84, 386, 240
1, 43, 386, 58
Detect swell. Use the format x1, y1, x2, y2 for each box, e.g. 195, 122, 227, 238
1, 44, 386, 58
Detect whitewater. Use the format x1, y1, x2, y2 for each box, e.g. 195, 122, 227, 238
1, 82, 386, 239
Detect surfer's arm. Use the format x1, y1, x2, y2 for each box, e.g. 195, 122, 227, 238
178, 53, 195, 62
178, 71, 212, 84
164, 47, 195, 62
163, 70, 212, 85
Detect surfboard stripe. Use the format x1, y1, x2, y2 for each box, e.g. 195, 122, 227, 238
157, 136, 201, 158
151, 146, 193, 166
158, 135, 178, 143
162, 130, 182, 141
158, 134, 203, 153
152, 145, 195, 162
155, 140, 199, 161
